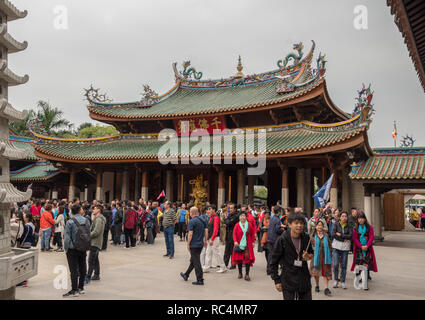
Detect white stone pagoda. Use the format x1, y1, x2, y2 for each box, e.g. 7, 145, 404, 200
0, 0, 37, 300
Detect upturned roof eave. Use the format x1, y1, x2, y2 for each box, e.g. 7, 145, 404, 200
0, 23, 28, 53
387, 0, 425, 92
0, 59, 29, 86
0, 0, 28, 22
31, 122, 368, 163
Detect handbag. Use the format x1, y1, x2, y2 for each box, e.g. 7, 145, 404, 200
234, 245, 245, 253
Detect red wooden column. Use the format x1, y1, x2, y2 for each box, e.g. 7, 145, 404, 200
141, 170, 148, 201
96, 169, 103, 201
281, 165, 289, 208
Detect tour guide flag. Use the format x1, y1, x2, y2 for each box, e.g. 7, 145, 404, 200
313, 174, 334, 208
156, 190, 165, 201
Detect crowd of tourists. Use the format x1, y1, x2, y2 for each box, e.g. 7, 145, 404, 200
9, 197, 378, 299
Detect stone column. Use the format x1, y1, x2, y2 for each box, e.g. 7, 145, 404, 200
121, 169, 129, 200
342, 166, 351, 211
247, 175, 255, 205
96, 170, 103, 201
281, 166, 289, 208
134, 168, 140, 201
166, 170, 173, 202
217, 170, 225, 208
330, 169, 338, 208
52, 190, 58, 199
68, 170, 76, 201
141, 170, 148, 201
364, 186, 372, 224
84, 187, 89, 202
296, 168, 305, 209
304, 168, 312, 215
237, 168, 245, 205
373, 194, 383, 240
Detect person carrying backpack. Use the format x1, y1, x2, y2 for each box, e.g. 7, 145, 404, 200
63, 204, 91, 298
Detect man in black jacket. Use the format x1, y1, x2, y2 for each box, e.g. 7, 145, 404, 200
114, 203, 124, 245
101, 204, 112, 251
270, 211, 314, 300
223, 203, 239, 269
266, 206, 284, 275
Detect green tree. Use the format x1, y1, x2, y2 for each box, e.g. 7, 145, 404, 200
35, 100, 73, 136
77, 124, 118, 138
77, 122, 93, 133
9, 109, 35, 136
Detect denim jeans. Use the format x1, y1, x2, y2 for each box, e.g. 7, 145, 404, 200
164, 226, 175, 256
41, 227, 52, 250
332, 248, 349, 283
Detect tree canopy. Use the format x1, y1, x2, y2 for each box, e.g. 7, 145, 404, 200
9, 101, 118, 138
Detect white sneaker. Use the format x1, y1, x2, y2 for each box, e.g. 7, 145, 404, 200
341, 282, 347, 289
216, 268, 227, 273
202, 267, 210, 273
333, 280, 339, 288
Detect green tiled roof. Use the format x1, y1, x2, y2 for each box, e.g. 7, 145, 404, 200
34, 123, 366, 162
350, 148, 425, 180
10, 162, 59, 182
10, 135, 39, 160
88, 78, 345, 119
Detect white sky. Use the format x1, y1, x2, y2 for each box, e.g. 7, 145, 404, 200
7, 0, 425, 148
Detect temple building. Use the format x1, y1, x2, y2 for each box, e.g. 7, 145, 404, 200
28, 41, 372, 211
24, 40, 425, 238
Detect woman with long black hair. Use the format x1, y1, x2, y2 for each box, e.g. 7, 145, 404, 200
17, 212, 35, 287
350, 211, 378, 290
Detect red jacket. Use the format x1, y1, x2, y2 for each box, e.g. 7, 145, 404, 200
40, 211, 55, 229
208, 213, 220, 242
232, 221, 256, 266
124, 210, 138, 229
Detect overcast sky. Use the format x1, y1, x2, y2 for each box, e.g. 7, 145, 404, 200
8, 0, 425, 148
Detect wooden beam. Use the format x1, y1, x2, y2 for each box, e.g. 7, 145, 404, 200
230, 114, 240, 127
292, 105, 303, 122
156, 121, 166, 130
269, 110, 279, 125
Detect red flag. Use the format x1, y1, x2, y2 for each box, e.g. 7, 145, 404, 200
156, 190, 165, 201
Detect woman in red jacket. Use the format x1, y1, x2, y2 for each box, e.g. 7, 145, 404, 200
232, 211, 256, 281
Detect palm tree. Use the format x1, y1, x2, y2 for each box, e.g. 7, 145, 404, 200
9, 101, 75, 137
35, 100, 73, 136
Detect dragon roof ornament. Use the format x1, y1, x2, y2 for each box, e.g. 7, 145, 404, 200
172, 40, 321, 90
277, 42, 304, 68
26, 116, 49, 141
140, 84, 159, 106
84, 85, 112, 104
352, 83, 374, 123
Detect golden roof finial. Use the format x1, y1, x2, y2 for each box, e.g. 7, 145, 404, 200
234, 55, 244, 78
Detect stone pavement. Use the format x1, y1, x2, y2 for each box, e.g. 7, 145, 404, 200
16, 231, 425, 300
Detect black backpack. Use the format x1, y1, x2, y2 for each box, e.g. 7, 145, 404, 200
71, 217, 91, 252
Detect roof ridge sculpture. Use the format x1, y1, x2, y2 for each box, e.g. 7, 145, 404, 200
87, 40, 324, 110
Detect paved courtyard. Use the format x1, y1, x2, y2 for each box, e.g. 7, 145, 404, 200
16, 231, 425, 300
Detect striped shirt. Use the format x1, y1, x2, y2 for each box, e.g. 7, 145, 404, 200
163, 208, 177, 227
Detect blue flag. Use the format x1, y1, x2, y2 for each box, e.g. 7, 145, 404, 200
313, 174, 334, 208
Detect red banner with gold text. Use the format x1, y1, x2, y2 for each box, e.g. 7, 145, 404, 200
173, 116, 227, 136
